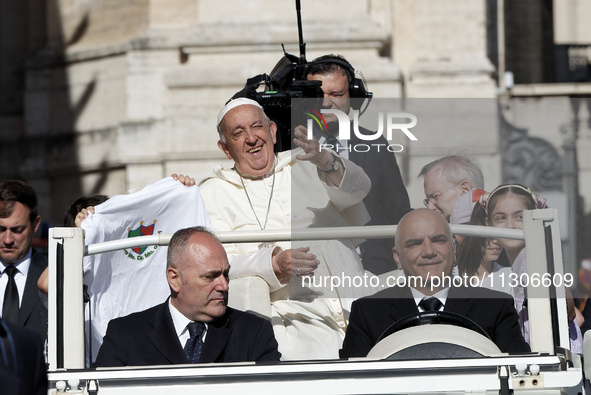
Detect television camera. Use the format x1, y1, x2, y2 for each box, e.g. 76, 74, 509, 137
229, 0, 372, 152
230, 50, 323, 152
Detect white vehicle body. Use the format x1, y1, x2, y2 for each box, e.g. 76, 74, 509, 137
46, 209, 590, 394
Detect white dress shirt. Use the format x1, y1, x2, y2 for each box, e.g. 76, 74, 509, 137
410, 287, 449, 312
168, 299, 208, 347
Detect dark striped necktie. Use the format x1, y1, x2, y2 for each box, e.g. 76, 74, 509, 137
183, 321, 205, 363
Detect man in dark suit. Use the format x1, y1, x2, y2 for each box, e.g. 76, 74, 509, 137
306, 55, 412, 275
0, 180, 48, 339
94, 226, 281, 366
340, 208, 530, 358
0, 318, 47, 395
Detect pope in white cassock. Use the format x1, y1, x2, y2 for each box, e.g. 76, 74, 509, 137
198, 98, 372, 360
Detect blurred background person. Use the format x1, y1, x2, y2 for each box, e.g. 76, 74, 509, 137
419, 155, 485, 225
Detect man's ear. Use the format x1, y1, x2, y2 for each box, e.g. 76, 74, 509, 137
459, 179, 472, 194
393, 247, 402, 270
32, 216, 41, 233
217, 140, 233, 160
167, 267, 182, 293
269, 121, 277, 144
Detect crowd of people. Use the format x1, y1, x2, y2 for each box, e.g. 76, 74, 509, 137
0, 54, 583, 391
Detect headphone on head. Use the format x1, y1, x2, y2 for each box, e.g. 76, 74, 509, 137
310, 58, 373, 110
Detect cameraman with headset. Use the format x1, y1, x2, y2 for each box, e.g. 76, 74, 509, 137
305, 55, 412, 275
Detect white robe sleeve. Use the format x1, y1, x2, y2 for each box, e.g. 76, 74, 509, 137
228, 247, 284, 292
317, 156, 371, 211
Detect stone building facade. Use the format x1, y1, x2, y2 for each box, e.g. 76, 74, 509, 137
1, 0, 590, 276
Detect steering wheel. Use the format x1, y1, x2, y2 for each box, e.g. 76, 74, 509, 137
366, 312, 500, 360
377, 311, 491, 343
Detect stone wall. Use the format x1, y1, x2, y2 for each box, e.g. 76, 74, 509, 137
9, 0, 407, 224
0, 0, 589, 274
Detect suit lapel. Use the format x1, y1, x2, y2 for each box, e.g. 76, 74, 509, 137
388, 286, 419, 321
18, 250, 45, 326
199, 313, 232, 363
347, 127, 363, 166
146, 302, 188, 364
444, 286, 474, 317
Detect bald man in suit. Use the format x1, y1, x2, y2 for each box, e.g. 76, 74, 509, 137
340, 209, 530, 358
95, 227, 280, 366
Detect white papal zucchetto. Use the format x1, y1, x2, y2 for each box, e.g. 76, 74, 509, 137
216, 98, 263, 128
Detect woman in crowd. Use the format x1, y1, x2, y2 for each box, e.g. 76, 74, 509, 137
484, 183, 582, 352
456, 203, 512, 295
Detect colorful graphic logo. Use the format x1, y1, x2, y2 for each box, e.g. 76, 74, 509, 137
124, 220, 160, 261
303, 108, 328, 132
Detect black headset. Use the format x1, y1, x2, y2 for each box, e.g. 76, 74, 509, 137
311, 58, 373, 110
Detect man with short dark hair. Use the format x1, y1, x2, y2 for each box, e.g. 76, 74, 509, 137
340, 209, 530, 358
94, 226, 281, 366
306, 54, 412, 275
0, 180, 47, 339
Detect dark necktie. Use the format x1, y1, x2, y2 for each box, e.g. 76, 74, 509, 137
325, 136, 341, 152
2, 266, 19, 323
324, 122, 341, 152
183, 321, 205, 363
419, 297, 442, 312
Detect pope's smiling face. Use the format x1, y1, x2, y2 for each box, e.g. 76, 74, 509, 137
393, 209, 456, 294
217, 105, 277, 178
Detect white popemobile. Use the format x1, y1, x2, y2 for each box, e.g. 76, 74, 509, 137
45, 209, 590, 394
